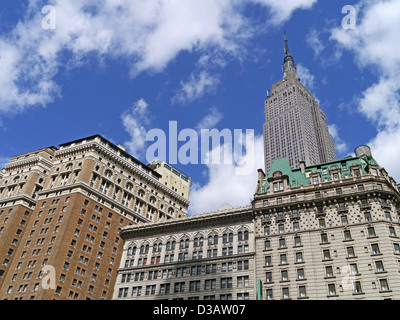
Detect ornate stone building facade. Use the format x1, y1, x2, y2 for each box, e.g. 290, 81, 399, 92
254, 145, 400, 299
0, 135, 189, 300
113, 206, 255, 300
114, 146, 400, 300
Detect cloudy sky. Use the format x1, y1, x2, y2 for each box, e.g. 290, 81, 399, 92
0, 0, 399, 215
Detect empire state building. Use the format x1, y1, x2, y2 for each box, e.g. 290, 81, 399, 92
263, 33, 337, 174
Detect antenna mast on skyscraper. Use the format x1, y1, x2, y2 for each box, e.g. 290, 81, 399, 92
284, 31, 289, 56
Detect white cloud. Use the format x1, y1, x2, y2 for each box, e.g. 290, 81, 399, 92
368, 126, 400, 177
306, 28, 324, 56
121, 98, 150, 158
172, 71, 220, 105
189, 134, 264, 214
358, 77, 400, 129
297, 64, 315, 90
195, 107, 223, 131
251, 0, 318, 25
0, 0, 321, 115
330, 0, 400, 180
0, 0, 248, 114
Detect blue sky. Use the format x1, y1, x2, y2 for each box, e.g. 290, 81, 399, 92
0, 0, 399, 214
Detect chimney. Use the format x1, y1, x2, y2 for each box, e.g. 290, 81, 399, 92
117, 144, 126, 152
300, 161, 306, 174
257, 169, 266, 192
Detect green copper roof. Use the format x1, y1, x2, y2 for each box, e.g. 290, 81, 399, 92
258, 158, 309, 193
257, 153, 381, 194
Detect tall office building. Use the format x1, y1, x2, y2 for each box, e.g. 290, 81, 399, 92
263, 33, 337, 174
0, 135, 190, 300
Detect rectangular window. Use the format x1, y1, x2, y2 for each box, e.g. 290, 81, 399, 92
325, 266, 334, 278
379, 279, 389, 292
347, 246, 355, 257
328, 284, 336, 296
375, 261, 384, 273
299, 286, 307, 298
371, 244, 380, 255
282, 287, 290, 299
323, 249, 331, 260
266, 289, 273, 300
354, 281, 362, 294
280, 254, 287, 265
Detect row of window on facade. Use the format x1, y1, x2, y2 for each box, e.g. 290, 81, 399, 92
125, 245, 251, 267
127, 231, 250, 256
264, 241, 400, 267
264, 277, 389, 300
118, 275, 251, 299
121, 260, 250, 284
266, 166, 380, 195
263, 224, 398, 250
265, 259, 391, 284
263, 186, 387, 208
263, 213, 396, 236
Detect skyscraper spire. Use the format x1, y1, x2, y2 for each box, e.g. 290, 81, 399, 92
282, 32, 297, 78
284, 31, 289, 56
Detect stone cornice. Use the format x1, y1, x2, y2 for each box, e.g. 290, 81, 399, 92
0, 194, 37, 206
4, 155, 53, 171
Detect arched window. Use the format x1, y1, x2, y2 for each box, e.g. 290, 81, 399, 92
223, 232, 234, 243
208, 234, 219, 245
166, 240, 176, 251
104, 170, 112, 178
238, 230, 249, 241
194, 236, 204, 247
127, 246, 136, 256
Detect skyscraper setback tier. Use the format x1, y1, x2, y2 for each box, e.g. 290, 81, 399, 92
263, 33, 337, 174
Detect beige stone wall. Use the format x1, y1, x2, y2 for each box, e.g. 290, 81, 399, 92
113, 208, 256, 300
254, 167, 400, 300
